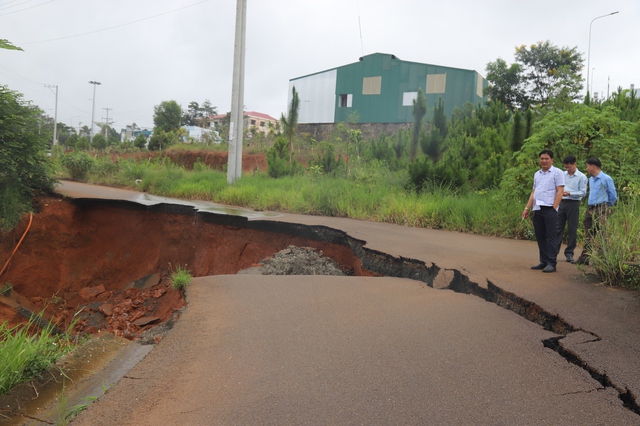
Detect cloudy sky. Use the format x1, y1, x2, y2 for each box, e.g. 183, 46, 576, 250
1, 0, 638, 133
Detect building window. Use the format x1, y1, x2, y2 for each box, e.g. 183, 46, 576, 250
338, 94, 353, 108
260, 121, 265, 127
362, 76, 382, 95
476, 74, 484, 98
403, 92, 417, 106
250, 119, 256, 125
426, 74, 446, 94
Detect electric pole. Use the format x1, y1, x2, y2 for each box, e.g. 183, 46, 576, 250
102, 107, 113, 139
227, 0, 246, 184
88, 81, 101, 143
45, 84, 58, 145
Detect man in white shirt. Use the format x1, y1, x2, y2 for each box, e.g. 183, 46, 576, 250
522, 150, 565, 273
555, 155, 587, 263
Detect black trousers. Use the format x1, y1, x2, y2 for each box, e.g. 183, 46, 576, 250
533, 206, 558, 266
555, 199, 580, 258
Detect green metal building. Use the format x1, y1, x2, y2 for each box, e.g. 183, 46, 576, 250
289, 53, 488, 124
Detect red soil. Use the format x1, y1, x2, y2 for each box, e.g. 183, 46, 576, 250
110, 150, 268, 173
0, 196, 368, 340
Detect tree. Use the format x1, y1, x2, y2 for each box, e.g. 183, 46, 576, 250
485, 41, 584, 111
421, 98, 448, 163
153, 100, 182, 133
280, 86, 300, 165
91, 134, 107, 150
200, 99, 217, 127
501, 104, 640, 201
0, 39, 23, 51
510, 110, 525, 152
1, 86, 56, 231
182, 101, 201, 126
484, 58, 525, 111
516, 41, 584, 108
409, 88, 427, 162
133, 134, 148, 149
266, 136, 300, 178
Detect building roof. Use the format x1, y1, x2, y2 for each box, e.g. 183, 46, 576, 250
210, 111, 278, 121
291, 52, 482, 82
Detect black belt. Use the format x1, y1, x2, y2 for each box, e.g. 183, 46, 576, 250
561, 199, 580, 202
588, 203, 607, 209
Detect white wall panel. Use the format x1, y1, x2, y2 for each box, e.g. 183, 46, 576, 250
289, 69, 337, 124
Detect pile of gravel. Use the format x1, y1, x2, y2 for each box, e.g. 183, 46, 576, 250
260, 246, 348, 276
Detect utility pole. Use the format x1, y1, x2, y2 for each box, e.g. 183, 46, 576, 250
44, 84, 58, 145
227, 0, 246, 184
102, 107, 113, 139
88, 81, 101, 143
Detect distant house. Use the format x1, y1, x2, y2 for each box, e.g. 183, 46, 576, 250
120, 125, 152, 143
181, 125, 220, 143
209, 111, 278, 136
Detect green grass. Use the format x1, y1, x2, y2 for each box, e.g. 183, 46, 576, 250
170, 264, 191, 291
590, 196, 640, 288
0, 312, 78, 395
70, 157, 533, 240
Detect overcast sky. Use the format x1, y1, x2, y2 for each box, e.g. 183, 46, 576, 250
1, 0, 638, 133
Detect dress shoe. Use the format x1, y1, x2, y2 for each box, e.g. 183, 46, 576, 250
531, 263, 547, 270
565, 255, 574, 263
542, 264, 556, 273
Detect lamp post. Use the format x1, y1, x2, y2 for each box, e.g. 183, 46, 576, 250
88, 81, 101, 143
586, 11, 618, 97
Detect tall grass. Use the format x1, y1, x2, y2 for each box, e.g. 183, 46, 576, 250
0, 313, 78, 395
591, 196, 640, 288
71, 157, 532, 240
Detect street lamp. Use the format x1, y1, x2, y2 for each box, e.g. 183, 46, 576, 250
586, 11, 618, 97
88, 81, 101, 143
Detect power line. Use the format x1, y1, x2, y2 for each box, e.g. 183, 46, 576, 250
0, 0, 55, 16
17, 0, 210, 45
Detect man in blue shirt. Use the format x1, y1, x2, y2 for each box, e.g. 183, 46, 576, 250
522, 150, 565, 273
555, 155, 588, 263
575, 157, 618, 265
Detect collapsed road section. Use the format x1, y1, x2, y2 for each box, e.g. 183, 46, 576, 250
0, 195, 638, 417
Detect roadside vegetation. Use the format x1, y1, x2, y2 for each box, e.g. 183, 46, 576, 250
0, 313, 78, 395
2, 40, 640, 288
169, 264, 192, 291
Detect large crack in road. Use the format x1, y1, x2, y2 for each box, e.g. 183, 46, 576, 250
1, 196, 638, 420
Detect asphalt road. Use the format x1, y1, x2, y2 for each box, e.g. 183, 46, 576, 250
57, 181, 640, 425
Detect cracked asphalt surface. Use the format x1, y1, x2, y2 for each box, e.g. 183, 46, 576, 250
57, 181, 640, 425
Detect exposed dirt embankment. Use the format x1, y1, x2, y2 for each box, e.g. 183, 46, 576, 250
0, 196, 370, 339
111, 150, 268, 173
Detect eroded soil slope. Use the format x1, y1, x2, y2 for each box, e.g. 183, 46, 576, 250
0, 196, 370, 339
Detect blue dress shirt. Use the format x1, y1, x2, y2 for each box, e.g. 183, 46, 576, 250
588, 171, 617, 206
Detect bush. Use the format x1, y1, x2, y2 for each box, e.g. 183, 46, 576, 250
590, 196, 640, 288
170, 264, 191, 291
1, 86, 56, 231
267, 136, 300, 178
60, 151, 95, 180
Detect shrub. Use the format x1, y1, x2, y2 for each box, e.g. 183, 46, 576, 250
170, 264, 191, 291
1, 86, 56, 231
590, 196, 640, 288
60, 151, 95, 180
267, 136, 300, 178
